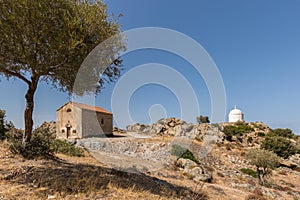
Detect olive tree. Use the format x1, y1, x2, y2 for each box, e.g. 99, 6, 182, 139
0, 0, 125, 145
246, 149, 280, 183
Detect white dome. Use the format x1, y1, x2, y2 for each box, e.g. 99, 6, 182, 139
229, 108, 243, 115
228, 106, 244, 122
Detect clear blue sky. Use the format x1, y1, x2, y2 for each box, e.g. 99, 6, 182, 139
1, 0, 300, 133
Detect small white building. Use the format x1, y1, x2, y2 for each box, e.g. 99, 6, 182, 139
228, 106, 244, 122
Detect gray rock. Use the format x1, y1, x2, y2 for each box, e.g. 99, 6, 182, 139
176, 158, 198, 169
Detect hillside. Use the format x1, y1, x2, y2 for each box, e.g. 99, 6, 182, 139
1, 119, 300, 199
0, 140, 206, 200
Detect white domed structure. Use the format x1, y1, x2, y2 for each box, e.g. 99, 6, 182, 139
229, 106, 244, 122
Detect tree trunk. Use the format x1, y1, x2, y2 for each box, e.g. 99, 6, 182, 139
256, 167, 262, 183
22, 77, 39, 146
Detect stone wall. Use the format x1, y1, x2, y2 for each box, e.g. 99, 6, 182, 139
82, 110, 113, 137
56, 104, 82, 139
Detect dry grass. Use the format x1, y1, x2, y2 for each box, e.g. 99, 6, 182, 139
0, 141, 207, 200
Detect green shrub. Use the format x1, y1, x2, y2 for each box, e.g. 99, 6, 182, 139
0, 109, 8, 140
171, 144, 199, 164
247, 136, 253, 143
267, 128, 294, 138
261, 136, 297, 158
196, 115, 210, 124
8, 127, 54, 159
52, 139, 84, 157
246, 149, 280, 183
222, 121, 254, 141
241, 168, 257, 178
7, 126, 84, 159
257, 132, 265, 137
0, 109, 16, 140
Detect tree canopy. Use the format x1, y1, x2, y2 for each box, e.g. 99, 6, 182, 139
0, 0, 126, 144
246, 148, 280, 183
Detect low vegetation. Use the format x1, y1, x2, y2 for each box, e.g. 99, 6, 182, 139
222, 121, 254, 141
261, 136, 297, 159
257, 132, 266, 137
171, 144, 200, 164
267, 128, 295, 138
240, 168, 257, 178
196, 115, 210, 124
0, 109, 14, 140
0, 142, 207, 200
52, 139, 84, 157
8, 127, 55, 159
0, 109, 6, 140
7, 126, 84, 159
246, 149, 280, 183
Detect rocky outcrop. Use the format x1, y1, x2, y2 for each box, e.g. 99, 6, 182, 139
176, 158, 212, 182
126, 118, 225, 142
39, 121, 56, 135
113, 127, 126, 134
280, 154, 300, 170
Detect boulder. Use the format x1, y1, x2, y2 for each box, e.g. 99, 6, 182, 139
169, 122, 175, 127
176, 158, 198, 169
280, 160, 298, 170
175, 158, 212, 183
190, 167, 213, 183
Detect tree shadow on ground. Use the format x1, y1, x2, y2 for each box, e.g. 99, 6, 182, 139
5, 159, 207, 199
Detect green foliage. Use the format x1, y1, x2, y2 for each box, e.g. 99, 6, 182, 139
246, 148, 280, 170
8, 127, 54, 159
196, 115, 210, 124
7, 126, 84, 159
222, 121, 254, 141
240, 168, 257, 178
0, 0, 125, 95
246, 149, 280, 183
267, 128, 295, 138
0, 0, 125, 143
257, 132, 265, 137
261, 136, 297, 158
0, 109, 15, 141
0, 109, 6, 140
52, 139, 84, 157
171, 144, 200, 164
247, 136, 253, 143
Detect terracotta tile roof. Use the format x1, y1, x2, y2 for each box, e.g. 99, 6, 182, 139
72, 102, 112, 114
57, 102, 112, 114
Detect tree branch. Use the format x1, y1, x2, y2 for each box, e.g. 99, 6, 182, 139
0, 68, 31, 85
